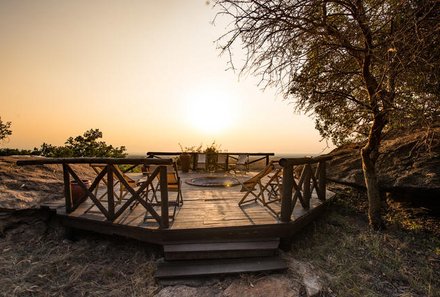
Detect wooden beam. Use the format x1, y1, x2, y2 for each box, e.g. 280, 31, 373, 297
107, 165, 115, 220
16, 158, 173, 166
280, 165, 293, 223
279, 155, 332, 167
302, 164, 312, 210
62, 164, 72, 213
147, 151, 275, 157
318, 161, 327, 201
159, 166, 170, 229
66, 165, 110, 219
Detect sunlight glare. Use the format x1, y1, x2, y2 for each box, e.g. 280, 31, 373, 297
184, 88, 236, 134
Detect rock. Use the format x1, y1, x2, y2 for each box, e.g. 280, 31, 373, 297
327, 127, 440, 197
286, 259, 327, 297
223, 275, 299, 297
0, 156, 97, 209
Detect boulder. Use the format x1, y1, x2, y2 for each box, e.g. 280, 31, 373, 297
223, 275, 299, 297
326, 127, 440, 201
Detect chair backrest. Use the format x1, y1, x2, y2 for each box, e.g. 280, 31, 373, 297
237, 154, 249, 165
241, 162, 275, 190
89, 164, 135, 183
217, 153, 227, 163
154, 162, 180, 185
113, 165, 136, 183
197, 154, 206, 164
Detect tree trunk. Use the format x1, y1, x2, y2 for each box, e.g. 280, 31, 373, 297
361, 113, 387, 230
360, 148, 384, 229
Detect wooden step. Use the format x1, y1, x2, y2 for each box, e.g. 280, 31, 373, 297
155, 256, 287, 279
164, 239, 280, 260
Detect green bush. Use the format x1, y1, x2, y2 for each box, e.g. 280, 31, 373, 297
34, 129, 127, 158
0, 148, 33, 156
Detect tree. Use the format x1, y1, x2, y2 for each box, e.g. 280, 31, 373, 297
215, 0, 440, 228
36, 129, 127, 158
0, 117, 12, 143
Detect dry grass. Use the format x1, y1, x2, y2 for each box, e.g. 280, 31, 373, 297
289, 186, 440, 297
0, 213, 160, 297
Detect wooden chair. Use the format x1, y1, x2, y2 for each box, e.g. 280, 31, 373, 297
232, 154, 249, 173
143, 162, 183, 221
238, 161, 283, 215
196, 153, 206, 171
215, 153, 228, 171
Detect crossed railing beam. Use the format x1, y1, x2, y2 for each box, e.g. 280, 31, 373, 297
17, 158, 173, 229
279, 155, 332, 223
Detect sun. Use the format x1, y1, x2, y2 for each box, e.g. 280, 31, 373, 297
184, 88, 236, 134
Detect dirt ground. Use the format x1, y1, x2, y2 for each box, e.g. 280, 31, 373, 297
0, 156, 96, 210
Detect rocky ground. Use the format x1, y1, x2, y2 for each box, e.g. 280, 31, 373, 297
0, 156, 96, 210
0, 156, 439, 296
327, 126, 440, 194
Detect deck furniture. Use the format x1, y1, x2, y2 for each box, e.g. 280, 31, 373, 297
238, 161, 283, 215
143, 162, 183, 220
215, 153, 228, 172
266, 164, 284, 202
196, 153, 207, 171
231, 154, 249, 174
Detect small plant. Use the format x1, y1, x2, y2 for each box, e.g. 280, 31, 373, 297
178, 143, 202, 154
203, 141, 221, 154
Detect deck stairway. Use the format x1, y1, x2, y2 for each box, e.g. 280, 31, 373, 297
155, 238, 287, 279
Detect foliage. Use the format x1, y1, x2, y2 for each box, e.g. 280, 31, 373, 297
214, 0, 440, 228
178, 143, 203, 154
215, 0, 440, 145
0, 117, 12, 143
178, 141, 222, 154
0, 148, 33, 156
203, 141, 221, 154
35, 129, 127, 158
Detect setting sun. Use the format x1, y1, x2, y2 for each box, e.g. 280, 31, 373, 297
184, 88, 237, 135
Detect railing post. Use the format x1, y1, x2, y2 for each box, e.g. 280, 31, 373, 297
318, 161, 327, 201
159, 166, 169, 229
107, 164, 115, 220
303, 164, 312, 209
191, 153, 197, 171
266, 154, 269, 166
280, 160, 293, 222
63, 164, 72, 213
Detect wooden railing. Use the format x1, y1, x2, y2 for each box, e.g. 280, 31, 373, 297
279, 155, 332, 223
146, 151, 275, 170
16, 158, 174, 228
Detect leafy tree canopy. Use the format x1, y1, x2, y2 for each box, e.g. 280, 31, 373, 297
35, 129, 127, 158
0, 117, 12, 143
216, 0, 440, 145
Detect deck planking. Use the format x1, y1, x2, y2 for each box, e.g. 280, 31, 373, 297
52, 171, 331, 231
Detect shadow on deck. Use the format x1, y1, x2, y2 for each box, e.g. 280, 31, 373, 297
42, 170, 334, 245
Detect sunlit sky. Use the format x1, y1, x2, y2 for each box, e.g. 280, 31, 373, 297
0, 0, 332, 155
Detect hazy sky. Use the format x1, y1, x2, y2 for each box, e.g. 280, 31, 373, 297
0, 0, 332, 155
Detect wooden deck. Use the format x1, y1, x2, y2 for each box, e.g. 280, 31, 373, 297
44, 171, 334, 244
